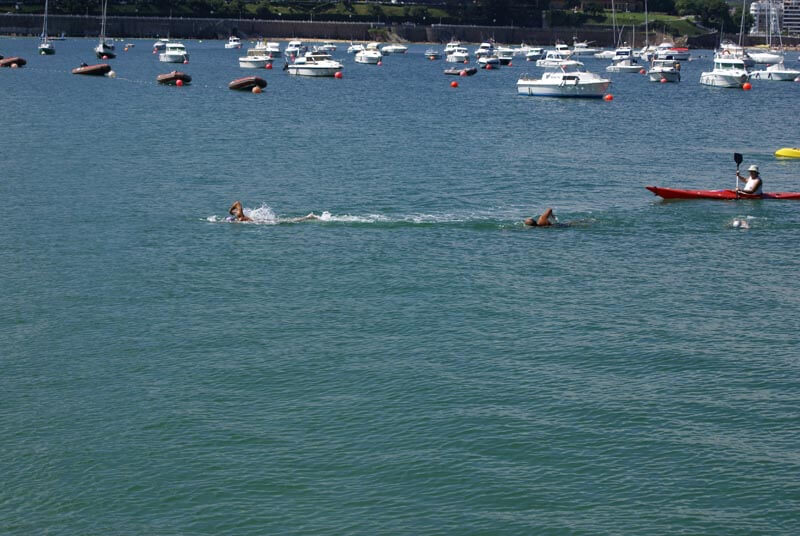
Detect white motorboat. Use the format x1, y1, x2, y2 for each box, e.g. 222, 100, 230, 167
284, 40, 307, 59
225, 36, 242, 49
285, 54, 343, 76
636, 45, 657, 61
750, 62, 800, 81
553, 43, 572, 58
443, 40, 462, 55
648, 58, 681, 82
700, 57, 749, 88
606, 49, 643, 73
572, 40, 599, 56
514, 43, 537, 56
319, 42, 337, 52
747, 49, 783, 64
655, 41, 690, 60
495, 47, 514, 65
715, 41, 754, 67
474, 42, 495, 58
239, 48, 273, 68
381, 44, 408, 54
517, 61, 611, 98
445, 46, 470, 63
347, 43, 365, 54
94, 0, 115, 59
594, 49, 616, 59
38, 0, 55, 55
477, 56, 501, 69
355, 48, 382, 64
525, 47, 544, 61
536, 50, 573, 67
159, 42, 189, 63
153, 38, 168, 51
425, 48, 442, 59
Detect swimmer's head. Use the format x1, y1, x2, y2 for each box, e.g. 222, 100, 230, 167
524, 218, 537, 227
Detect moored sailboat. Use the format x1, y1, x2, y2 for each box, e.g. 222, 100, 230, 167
38, 0, 55, 55
94, 0, 115, 59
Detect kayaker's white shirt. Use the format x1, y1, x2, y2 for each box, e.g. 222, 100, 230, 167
744, 177, 762, 194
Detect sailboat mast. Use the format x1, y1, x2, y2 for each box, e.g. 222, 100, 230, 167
738, 0, 746, 47
611, 0, 617, 47
644, 0, 649, 47
100, 0, 107, 41
42, 0, 48, 39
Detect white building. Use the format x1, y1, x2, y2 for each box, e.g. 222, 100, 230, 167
749, 0, 783, 35
785, 0, 800, 35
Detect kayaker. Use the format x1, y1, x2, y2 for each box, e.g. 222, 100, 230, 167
524, 208, 556, 227
228, 201, 252, 222
736, 165, 763, 195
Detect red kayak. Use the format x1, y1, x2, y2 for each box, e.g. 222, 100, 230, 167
646, 186, 800, 200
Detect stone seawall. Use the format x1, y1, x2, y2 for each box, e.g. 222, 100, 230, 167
2, 13, 798, 47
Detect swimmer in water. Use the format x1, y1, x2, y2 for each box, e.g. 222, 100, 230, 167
524, 208, 556, 227
228, 201, 252, 222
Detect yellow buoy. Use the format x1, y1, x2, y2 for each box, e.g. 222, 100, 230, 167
775, 147, 800, 158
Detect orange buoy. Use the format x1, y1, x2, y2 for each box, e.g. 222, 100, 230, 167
450, 81, 458, 88
334, 71, 343, 79
152, 49, 157, 54
183, 59, 188, 64
742, 82, 752, 90
124, 47, 128, 52
639, 68, 646, 74
11, 63, 18, 68
603, 94, 614, 101
508, 62, 512, 67
660, 78, 667, 83
486, 64, 492, 70
252, 86, 262, 94
377, 61, 382, 66
459, 70, 467, 76
265, 63, 272, 70
176, 79, 184, 87
102, 55, 108, 60
463, 60, 468, 64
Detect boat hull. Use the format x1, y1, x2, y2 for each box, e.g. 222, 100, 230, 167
39, 44, 56, 55
648, 70, 680, 82
228, 76, 267, 91
71, 63, 111, 76
239, 56, 272, 68
646, 186, 800, 200
286, 65, 342, 77
160, 53, 188, 63
517, 80, 610, 98
775, 148, 800, 158
751, 69, 799, 81
699, 72, 748, 88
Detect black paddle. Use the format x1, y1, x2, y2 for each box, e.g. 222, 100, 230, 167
734, 153, 743, 197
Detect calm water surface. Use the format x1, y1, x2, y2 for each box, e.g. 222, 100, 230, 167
2, 37, 800, 534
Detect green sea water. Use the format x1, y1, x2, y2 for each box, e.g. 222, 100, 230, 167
2, 37, 799, 534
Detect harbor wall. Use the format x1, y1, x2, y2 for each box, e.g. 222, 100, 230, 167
2, 13, 799, 47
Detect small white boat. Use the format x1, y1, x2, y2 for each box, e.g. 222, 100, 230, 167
159, 42, 189, 63
239, 50, 273, 68
747, 50, 783, 64
536, 50, 573, 67
445, 46, 470, 63
656, 41, 690, 60
525, 48, 544, 61
443, 40, 462, 55
347, 42, 365, 54
517, 61, 611, 98
153, 38, 168, 51
750, 62, 800, 81
477, 56, 501, 69
495, 46, 514, 64
572, 40, 599, 56
355, 48, 382, 64
225, 36, 242, 49
606, 52, 643, 73
319, 42, 337, 52
715, 40, 754, 67
381, 44, 408, 54
284, 40, 307, 59
594, 49, 616, 59
474, 42, 495, 58
648, 58, 681, 82
553, 43, 572, 58
285, 53, 343, 76
425, 48, 442, 60
700, 57, 749, 88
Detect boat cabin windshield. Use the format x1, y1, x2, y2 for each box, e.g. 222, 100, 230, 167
714, 60, 745, 70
